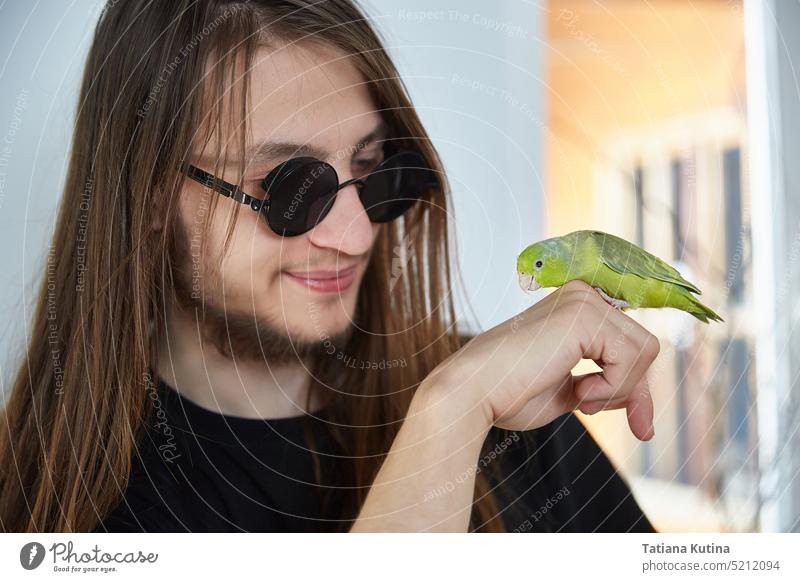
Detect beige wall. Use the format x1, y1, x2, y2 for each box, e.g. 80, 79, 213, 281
546, 0, 746, 236
545, 0, 751, 531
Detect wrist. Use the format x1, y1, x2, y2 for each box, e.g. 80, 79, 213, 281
414, 371, 494, 438
352, 370, 494, 532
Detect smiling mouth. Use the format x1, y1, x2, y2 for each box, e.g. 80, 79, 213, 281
282, 264, 360, 294
518, 271, 541, 294
285, 264, 359, 279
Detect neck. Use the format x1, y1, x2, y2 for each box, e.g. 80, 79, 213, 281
156, 301, 320, 419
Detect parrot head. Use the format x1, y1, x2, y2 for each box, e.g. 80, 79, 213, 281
516, 240, 571, 294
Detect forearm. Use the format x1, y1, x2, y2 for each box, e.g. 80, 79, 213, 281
349, 378, 492, 532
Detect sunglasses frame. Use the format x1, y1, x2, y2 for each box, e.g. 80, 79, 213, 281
180, 149, 432, 236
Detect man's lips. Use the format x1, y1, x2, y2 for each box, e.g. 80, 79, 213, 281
285, 265, 358, 279
283, 264, 359, 292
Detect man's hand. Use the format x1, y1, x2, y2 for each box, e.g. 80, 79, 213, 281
427, 279, 660, 440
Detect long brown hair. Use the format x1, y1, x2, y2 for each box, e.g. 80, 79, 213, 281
0, 0, 505, 532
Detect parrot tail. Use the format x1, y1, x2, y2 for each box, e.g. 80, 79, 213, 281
685, 295, 724, 324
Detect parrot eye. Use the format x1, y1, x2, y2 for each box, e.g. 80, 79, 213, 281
535, 260, 543, 269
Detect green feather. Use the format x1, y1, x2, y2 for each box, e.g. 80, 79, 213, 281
585, 230, 701, 294
517, 229, 724, 323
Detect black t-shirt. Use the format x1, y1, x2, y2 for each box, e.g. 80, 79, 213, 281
97, 379, 655, 533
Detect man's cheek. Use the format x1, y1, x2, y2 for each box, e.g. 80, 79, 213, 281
219, 259, 260, 299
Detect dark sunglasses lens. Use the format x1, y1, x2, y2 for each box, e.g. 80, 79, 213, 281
360, 151, 437, 223
262, 160, 338, 236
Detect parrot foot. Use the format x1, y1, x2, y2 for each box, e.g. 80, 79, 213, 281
593, 287, 629, 310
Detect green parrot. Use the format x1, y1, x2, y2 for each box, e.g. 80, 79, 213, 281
516, 229, 723, 323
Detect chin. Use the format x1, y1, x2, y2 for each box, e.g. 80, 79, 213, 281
270, 290, 348, 330
303, 307, 354, 335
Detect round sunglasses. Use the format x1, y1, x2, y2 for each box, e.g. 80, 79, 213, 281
182, 149, 437, 237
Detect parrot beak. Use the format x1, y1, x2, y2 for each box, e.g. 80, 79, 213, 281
517, 271, 541, 294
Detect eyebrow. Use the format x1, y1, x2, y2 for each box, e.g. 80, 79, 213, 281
243, 119, 390, 164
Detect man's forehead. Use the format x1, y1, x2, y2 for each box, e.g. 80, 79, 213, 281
256, 43, 377, 143
197, 42, 383, 164
250, 41, 369, 111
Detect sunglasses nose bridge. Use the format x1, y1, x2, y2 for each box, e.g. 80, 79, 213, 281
306, 175, 374, 254
328, 176, 369, 220
336, 176, 366, 192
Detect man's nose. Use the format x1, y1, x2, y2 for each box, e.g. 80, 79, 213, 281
306, 180, 373, 254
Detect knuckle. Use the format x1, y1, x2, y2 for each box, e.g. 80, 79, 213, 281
562, 279, 592, 294
593, 296, 615, 316
556, 298, 594, 324
642, 333, 661, 358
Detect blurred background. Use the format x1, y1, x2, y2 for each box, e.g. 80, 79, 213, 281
1, 0, 798, 532
544, 0, 754, 533
540, 0, 798, 534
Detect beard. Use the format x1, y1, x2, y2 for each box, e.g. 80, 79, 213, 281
168, 218, 355, 366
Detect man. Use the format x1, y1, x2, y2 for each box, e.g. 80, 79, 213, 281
0, 0, 658, 533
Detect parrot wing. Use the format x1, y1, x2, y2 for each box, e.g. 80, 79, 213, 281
586, 230, 702, 295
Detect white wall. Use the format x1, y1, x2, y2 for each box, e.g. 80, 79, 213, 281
0, 1, 98, 384
362, 0, 545, 333
0, 1, 545, 381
